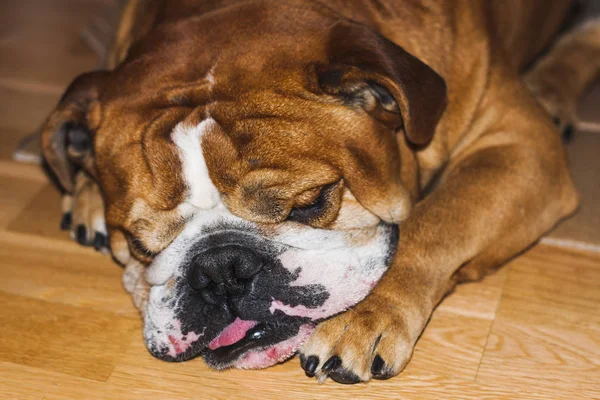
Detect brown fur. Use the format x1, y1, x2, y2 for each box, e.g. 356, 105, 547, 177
526, 19, 600, 131
39, 0, 595, 383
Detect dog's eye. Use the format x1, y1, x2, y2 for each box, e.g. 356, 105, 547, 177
125, 233, 157, 262
287, 183, 335, 224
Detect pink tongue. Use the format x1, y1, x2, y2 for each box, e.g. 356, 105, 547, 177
208, 318, 258, 350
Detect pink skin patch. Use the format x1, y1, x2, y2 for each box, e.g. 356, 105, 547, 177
269, 299, 352, 320
165, 320, 203, 358
167, 332, 201, 357
208, 318, 257, 350
234, 324, 314, 369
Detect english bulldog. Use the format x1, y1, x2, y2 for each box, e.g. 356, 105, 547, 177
40, 0, 598, 384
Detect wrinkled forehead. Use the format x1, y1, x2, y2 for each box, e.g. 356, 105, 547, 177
173, 112, 342, 219
94, 75, 398, 230
93, 96, 342, 224
94, 43, 334, 211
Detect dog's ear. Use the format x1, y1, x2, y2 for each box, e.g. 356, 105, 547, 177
316, 21, 447, 146
41, 71, 109, 193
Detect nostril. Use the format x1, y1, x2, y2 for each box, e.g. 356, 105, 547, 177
188, 267, 212, 291
196, 272, 211, 289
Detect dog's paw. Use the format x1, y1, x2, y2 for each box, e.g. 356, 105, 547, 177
299, 298, 421, 384
60, 171, 109, 253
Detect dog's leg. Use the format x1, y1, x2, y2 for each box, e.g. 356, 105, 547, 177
60, 170, 109, 253
525, 18, 600, 135
300, 79, 579, 384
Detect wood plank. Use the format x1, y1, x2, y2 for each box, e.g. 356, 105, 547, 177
436, 266, 508, 320
0, 85, 62, 134
475, 246, 600, 399
0, 361, 191, 400
0, 176, 45, 228
0, 85, 60, 161
7, 184, 67, 241
476, 318, 600, 399
496, 245, 600, 326
0, 292, 139, 381
404, 311, 494, 381
0, 159, 47, 182
0, 230, 136, 316
0, 0, 103, 88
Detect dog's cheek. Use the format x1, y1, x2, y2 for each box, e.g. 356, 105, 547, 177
122, 260, 149, 313
270, 224, 394, 320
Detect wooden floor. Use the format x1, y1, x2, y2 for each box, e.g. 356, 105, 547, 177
1, 1, 600, 399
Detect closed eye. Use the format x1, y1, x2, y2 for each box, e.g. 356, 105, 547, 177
125, 232, 157, 261
287, 183, 336, 224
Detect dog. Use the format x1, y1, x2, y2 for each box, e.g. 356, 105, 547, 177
39, 0, 599, 384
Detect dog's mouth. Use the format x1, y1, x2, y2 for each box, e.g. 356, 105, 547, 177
152, 315, 314, 369
202, 316, 315, 369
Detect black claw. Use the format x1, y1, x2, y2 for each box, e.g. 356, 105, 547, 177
299, 354, 307, 370
371, 354, 394, 379
321, 355, 342, 373
561, 124, 574, 144
76, 225, 87, 245
371, 354, 385, 376
328, 368, 362, 384
60, 212, 72, 231
93, 233, 107, 251
371, 355, 394, 379
303, 356, 319, 377
321, 356, 361, 384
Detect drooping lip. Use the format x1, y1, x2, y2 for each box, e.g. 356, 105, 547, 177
200, 317, 313, 369
233, 323, 314, 369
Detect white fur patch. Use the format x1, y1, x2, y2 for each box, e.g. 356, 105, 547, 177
172, 119, 220, 210
270, 223, 392, 320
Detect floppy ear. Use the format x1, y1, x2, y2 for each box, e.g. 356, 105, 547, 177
316, 21, 447, 146
41, 71, 109, 193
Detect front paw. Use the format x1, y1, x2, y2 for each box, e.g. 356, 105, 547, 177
299, 297, 424, 384
60, 171, 109, 253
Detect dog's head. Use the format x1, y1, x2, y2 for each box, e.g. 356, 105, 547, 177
41, 3, 446, 369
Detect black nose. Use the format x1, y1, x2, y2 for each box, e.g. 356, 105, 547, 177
187, 246, 264, 305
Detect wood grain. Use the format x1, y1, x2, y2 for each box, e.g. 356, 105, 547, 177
0, 0, 104, 89
1, 1, 599, 399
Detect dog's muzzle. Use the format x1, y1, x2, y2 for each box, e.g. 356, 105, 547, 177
141, 217, 398, 369
142, 228, 328, 368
